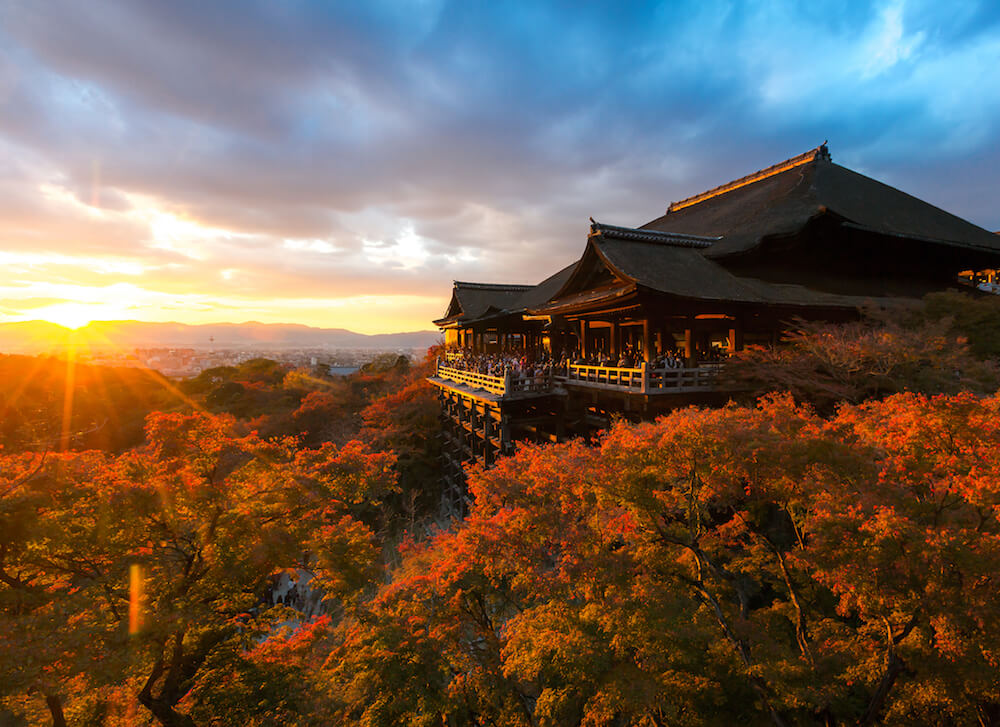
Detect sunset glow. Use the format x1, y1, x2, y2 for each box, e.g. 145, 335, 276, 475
0, 1, 997, 337
32, 304, 109, 331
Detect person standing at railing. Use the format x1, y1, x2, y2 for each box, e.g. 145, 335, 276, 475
618, 346, 635, 368
652, 350, 684, 370
558, 352, 571, 375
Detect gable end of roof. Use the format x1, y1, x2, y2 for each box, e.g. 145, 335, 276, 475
666, 143, 830, 214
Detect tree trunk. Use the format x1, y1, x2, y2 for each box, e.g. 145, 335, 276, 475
44, 694, 67, 727
138, 633, 198, 727
858, 653, 903, 726
136, 692, 197, 727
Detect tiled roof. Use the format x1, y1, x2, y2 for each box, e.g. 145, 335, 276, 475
436, 144, 1000, 327
642, 145, 1000, 259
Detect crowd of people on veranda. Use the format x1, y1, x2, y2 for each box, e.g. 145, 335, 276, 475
441, 343, 730, 379
442, 351, 556, 379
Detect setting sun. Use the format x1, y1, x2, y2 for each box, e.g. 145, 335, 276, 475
33, 304, 105, 330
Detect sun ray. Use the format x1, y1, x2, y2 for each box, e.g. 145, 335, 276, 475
132, 362, 209, 415
1, 354, 51, 424
61, 329, 122, 449
59, 346, 77, 451
85, 359, 122, 450
64, 323, 210, 420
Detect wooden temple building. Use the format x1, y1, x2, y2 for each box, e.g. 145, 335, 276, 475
430, 144, 1000, 491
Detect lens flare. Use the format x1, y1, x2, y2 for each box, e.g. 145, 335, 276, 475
129, 563, 145, 635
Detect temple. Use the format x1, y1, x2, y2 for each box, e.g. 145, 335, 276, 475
429, 144, 1000, 495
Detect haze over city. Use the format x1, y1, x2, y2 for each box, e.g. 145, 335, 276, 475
1, 0, 999, 334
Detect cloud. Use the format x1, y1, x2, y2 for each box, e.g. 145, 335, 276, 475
0, 0, 998, 330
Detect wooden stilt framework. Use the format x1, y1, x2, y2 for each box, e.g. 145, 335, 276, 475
436, 385, 513, 513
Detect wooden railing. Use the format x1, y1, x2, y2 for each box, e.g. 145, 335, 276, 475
564, 364, 644, 389
648, 364, 721, 391
436, 362, 551, 396
566, 363, 720, 393
437, 364, 508, 395
436, 360, 721, 396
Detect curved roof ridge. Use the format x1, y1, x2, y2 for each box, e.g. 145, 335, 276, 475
453, 281, 534, 291
589, 220, 719, 248
666, 143, 830, 214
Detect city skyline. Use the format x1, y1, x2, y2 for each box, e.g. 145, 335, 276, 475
1, 0, 999, 333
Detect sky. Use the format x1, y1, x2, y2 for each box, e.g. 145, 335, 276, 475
1, 0, 999, 334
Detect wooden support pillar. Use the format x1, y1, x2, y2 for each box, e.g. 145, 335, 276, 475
642, 320, 651, 362
684, 327, 695, 365
728, 325, 743, 353
610, 321, 619, 358
579, 320, 588, 358
482, 414, 490, 466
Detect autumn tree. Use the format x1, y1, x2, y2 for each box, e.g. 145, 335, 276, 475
812, 392, 1000, 723
358, 378, 443, 529
724, 315, 999, 412
325, 393, 1000, 725
0, 353, 183, 452
920, 290, 1000, 359
0, 411, 395, 726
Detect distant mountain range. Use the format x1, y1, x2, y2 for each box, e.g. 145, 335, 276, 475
0, 320, 442, 353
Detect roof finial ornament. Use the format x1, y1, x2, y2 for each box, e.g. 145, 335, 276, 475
818, 141, 831, 161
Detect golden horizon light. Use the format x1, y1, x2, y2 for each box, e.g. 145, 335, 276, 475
0, 189, 447, 336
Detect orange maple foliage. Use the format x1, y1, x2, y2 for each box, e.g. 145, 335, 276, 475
322, 393, 1000, 726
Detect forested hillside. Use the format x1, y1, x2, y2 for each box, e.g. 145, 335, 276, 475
3, 296, 1000, 725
